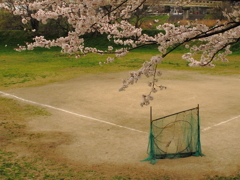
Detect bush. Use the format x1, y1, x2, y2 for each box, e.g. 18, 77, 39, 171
142, 29, 165, 36
0, 30, 33, 47
0, 10, 23, 30
230, 41, 240, 54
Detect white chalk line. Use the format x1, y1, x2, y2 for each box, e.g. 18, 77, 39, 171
0, 91, 147, 134
202, 115, 240, 132
1, 91, 239, 133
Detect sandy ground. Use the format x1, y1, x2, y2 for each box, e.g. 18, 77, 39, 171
2, 70, 240, 179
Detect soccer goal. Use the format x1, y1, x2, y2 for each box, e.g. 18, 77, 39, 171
143, 105, 203, 164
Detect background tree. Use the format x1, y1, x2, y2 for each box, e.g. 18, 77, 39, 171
129, 4, 149, 28
0, 8, 22, 30
2, 0, 40, 31
0, 0, 73, 38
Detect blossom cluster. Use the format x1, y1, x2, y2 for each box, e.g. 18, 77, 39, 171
1, 0, 240, 106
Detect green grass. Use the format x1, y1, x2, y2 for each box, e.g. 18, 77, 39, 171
206, 174, 240, 180
0, 149, 104, 180
0, 148, 107, 179
1, 30, 240, 179
1, 43, 240, 90
0, 46, 119, 89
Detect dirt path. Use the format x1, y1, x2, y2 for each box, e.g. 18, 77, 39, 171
2, 70, 240, 179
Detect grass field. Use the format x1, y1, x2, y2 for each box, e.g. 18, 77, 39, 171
1, 43, 240, 90
1, 32, 240, 179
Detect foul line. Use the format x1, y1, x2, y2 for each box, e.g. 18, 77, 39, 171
0, 91, 147, 134
1, 91, 239, 133
202, 115, 240, 132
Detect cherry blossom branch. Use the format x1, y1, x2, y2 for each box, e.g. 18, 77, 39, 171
2, 0, 240, 107
203, 37, 240, 66
193, 22, 240, 40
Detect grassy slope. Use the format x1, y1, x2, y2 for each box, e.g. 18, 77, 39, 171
1, 41, 240, 90
1, 30, 240, 180
1, 51, 239, 91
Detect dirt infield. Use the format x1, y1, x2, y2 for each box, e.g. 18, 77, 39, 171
2, 70, 240, 179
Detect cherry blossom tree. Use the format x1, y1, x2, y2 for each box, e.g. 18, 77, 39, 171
1, 0, 240, 106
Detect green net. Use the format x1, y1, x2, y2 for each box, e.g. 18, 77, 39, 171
143, 106, 203, 164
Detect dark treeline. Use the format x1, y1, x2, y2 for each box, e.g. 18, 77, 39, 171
0, 9, 72, 38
